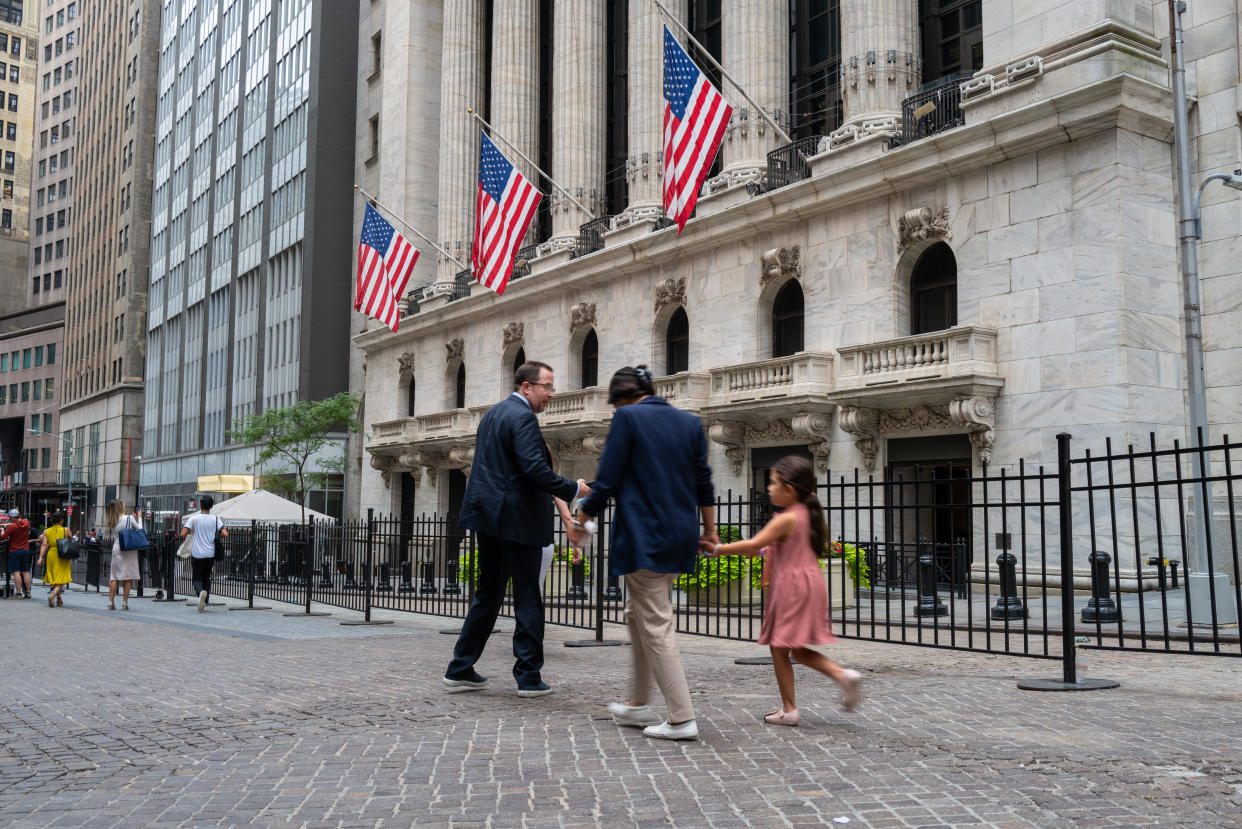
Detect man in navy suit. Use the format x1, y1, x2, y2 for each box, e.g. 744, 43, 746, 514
445, 361, 588, 697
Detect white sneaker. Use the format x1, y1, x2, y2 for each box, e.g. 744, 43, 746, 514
197, 590, 208, 612
607, 702, 660, 728
643, 720, 698, 741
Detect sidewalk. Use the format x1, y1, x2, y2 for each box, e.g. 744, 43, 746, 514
1, 583, 1239, 827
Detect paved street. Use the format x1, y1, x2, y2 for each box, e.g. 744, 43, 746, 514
1, 584, 1240, 828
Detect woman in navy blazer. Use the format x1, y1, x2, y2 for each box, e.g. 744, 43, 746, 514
576, 366, 716, 740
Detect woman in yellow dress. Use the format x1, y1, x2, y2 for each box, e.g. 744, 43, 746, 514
37, 512, 71, 608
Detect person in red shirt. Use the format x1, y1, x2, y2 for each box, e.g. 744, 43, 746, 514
2, 508, 33, 599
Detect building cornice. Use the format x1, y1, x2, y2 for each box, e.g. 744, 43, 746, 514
354, 71, 1172, 353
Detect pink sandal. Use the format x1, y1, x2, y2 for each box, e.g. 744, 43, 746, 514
840, 670, 863, 712
763, 708, 800, 726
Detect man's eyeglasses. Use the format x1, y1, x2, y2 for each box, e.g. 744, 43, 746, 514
530, 382, 556, 393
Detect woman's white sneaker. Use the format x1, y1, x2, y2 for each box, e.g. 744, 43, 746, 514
607, 702, 660, 728
642, 720, 698, 741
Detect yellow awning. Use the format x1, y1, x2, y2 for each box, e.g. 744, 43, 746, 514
197, 474, 255, 493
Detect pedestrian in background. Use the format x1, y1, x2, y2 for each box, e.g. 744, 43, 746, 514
575, 365, 717, 742
181, 496, 226, 611
1, 508, 33, 599
106, 499, 142, 611
710, 455, 862, 726
36, 512, 71, 608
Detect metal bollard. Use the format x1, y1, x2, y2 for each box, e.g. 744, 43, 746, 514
318, 558, 334, 589
442, 555, 462, 595
398, 558, 415, 592
990, 549, 1027, 619
376, 562, 392, 592
343, 561, 359, 591
604, 576, 622, 601
1080, 549, 1121, 623
914, 546, 947, 617
567, 560, 588, 600
419, 559, 437, 594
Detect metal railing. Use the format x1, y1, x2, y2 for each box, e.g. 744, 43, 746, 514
51, 432, 1242, 672
573, 216, 611, 259
448, 269, 472, 301
893, 71, 972, 147
765, 135, 821, 190
510, 244, 538, 281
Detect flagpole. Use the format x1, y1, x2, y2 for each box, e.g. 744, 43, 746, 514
467, 109, 596, 220
649, 0, 797, 148
354, 185, 468, 270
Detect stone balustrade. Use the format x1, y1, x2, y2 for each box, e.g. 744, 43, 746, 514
539, 387, 612, 428
833, 326, 1001, 408
708, 352, 835, 406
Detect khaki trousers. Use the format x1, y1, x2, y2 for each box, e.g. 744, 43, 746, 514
624, 568, 694, 723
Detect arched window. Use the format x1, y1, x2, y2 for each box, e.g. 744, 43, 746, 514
580, 329, 598, 388
455, 363, 466, 409
406, 380, 416, 416
772, 280, 805, 358
512, 346, 526, 377
910, 242, 957, 335
665, 307, 688, 375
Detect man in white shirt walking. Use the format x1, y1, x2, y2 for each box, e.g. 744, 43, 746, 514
180, 496, 228, 611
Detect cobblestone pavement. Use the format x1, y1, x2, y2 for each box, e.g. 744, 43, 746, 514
1, 584, 1240, 828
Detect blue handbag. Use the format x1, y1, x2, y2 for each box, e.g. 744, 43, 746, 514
117, 516, 149, 551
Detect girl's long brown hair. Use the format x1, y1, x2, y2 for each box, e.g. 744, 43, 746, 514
106, 499, 127, 531
771, 455, 825, 555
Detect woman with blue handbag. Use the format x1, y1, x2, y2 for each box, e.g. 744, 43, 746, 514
106, 499, 144, 611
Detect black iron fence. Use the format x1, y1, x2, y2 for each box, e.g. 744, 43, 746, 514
448, 269, 472, 301
893, 71, 971, 147
765, 135, 821, 190
573, 216, 611, 259
52, 433, 1242, 673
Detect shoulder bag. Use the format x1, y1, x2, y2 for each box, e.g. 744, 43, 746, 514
117, 515, 151, 551
176, 517, 194, 559
213, 517, 225, 560
57, 533, 82, 561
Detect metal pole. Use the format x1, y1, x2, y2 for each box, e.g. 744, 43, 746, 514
354, 185, 469, 269
649, 0, 796, 147
1056, 433, 1077, 684
365, 508, 374, 623
468, 110, 596, 219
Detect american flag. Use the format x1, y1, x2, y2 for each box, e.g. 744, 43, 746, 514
473, 132, 542, 294
662, 25, 733, 233
356, 203, 419, 332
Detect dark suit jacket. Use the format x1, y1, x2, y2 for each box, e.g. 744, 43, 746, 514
457, 394, 581, 547
578, 397, 714, 577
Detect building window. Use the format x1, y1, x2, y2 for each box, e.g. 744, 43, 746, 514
687, 0, 723, 180
790, 0, 842, 139
455, 363, 466, 409
665, 307, 689, 375
512, 346, 526, 378
919, 0, 983, 83
605, 0, 628, 216
41, 447, 50, 468
32, 379, 40, 400
406, 379, 416, 417
43, 413, 50, 432
31, 276, 39, 294
910, 242, 958, 335
45, 377, 53, 398
47, 343, 55, 364
0, 208, 9, 229
20, 381, 28, 402
772, 280, 805, 358
34, 346, 42, 366
369, 31, 381, 76
580, 329, 598, 388
367, 115, 378, 161
21, 348, 29, 368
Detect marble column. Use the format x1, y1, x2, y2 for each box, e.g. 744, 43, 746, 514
618, 0, 687, 226
710, 0, 788, 192
840, 0, 920, 128
435, 0, 484, 287
490, 0, 541, 244
548, 0, 605, 250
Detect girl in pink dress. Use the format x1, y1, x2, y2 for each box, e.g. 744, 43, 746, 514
711, 455, 863, 726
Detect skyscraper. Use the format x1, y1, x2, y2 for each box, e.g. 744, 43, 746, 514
59, 0, 161, 531
140, 0, 358, 518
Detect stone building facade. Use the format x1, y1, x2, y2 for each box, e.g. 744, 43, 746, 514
59, 0, 161, 532
0, 3, 37, 310
350, 1, 1240, 580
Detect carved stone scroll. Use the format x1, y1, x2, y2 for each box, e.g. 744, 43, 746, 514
897, 206, 951, 254
708, 420, 748, 475
654, 277, 687, 312
398, 351, 416, 377
569, 302, 596, 333
837, 406, 880, 473
949, 395, 997, 465
502, 322, 524, 347
760, 245, 801, 287
791, 410, 833, 474
445, 338, 465, 363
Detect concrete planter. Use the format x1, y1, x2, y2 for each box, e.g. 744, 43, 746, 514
684, 577, 762, 607
824, 558, 858, 609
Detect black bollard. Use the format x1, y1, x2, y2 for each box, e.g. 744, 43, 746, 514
343, 561, 359, 591
318, 559, 334, 589
419, 558, 437, 594
398, 558, 415, 592
990, 550, 1027, 619
914, 546, 947, 617
442, 555, 462, 595
1080, 549, 1121, 623
567, 560, 588, 600
604, 576, 623, 601
376, 562, 392, 592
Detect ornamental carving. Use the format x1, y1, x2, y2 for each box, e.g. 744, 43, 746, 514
707, 416, 832, 475
445, 338, 464, 363
502, 322, 524, 348
897, 206, 951, 254
838, 397, 996, 471
569, 302, 596, 333
791, 411, 833, 474
878, 404, 954, 433
654, 277, 687, 313
398, 351, 416, 377
414, 449, 445, 488
446, 443, 475, 473
838, 407, 880, 473
708, 421, 748, 475
760, 246, 801, 287
949, 395, 997, 465
369, 454, 395, 488
554, 434, 610, 458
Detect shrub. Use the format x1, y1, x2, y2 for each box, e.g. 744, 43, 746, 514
823, 539, 871, 589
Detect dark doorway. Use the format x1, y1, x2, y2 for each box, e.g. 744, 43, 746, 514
580, 329, 598, 388
772, 280, 804, 358
406, 380, 416, 416
455, 363, 466, 409
665, 307, 688, 374
512, 347, 526, 378
910, 242, 957, 335
882, 435, 972, 592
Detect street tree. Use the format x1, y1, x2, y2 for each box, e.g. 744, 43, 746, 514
226, 392, 362, 524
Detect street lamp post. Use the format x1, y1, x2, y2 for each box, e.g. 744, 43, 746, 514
28, 429, 74, 535
1168, 0, 1242, 625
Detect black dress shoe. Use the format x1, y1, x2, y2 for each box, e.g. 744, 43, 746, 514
443, 670, 488, 690
517, 682, 553, 698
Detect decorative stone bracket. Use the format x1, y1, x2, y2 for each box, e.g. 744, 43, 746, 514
897, 206, 951, 254
554, 434, 609, 458
654, 277, 687, 312
839, 395, 996, 472
445, 338, 464, 363
398, 351, 416, 378
760, 246, 801, 287
569, 302, 596, 333
369, 453, 423, 489
708, 411, 833, 475
502, 322, 524, 348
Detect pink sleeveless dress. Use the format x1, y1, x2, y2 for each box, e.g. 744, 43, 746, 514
757, 502, 835, 648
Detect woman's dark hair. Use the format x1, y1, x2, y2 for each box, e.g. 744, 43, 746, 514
771, 455, 825, 555
607, 364, 656, 405
50, 512, 66, 526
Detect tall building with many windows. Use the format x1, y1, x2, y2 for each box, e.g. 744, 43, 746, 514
59, 0, 161, 532
140, 0, 358, 519
0, 1, 37, 308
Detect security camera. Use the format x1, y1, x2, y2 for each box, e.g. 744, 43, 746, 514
1223, 169, 1242, 191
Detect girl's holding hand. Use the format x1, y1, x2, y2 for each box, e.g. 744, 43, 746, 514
710, 455, 863, 725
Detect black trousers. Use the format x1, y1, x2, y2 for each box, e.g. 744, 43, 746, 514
447, 533, 545, 688
191, 556, 214, 598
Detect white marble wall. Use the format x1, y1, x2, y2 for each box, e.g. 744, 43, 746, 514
982, 0, 1155, 70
